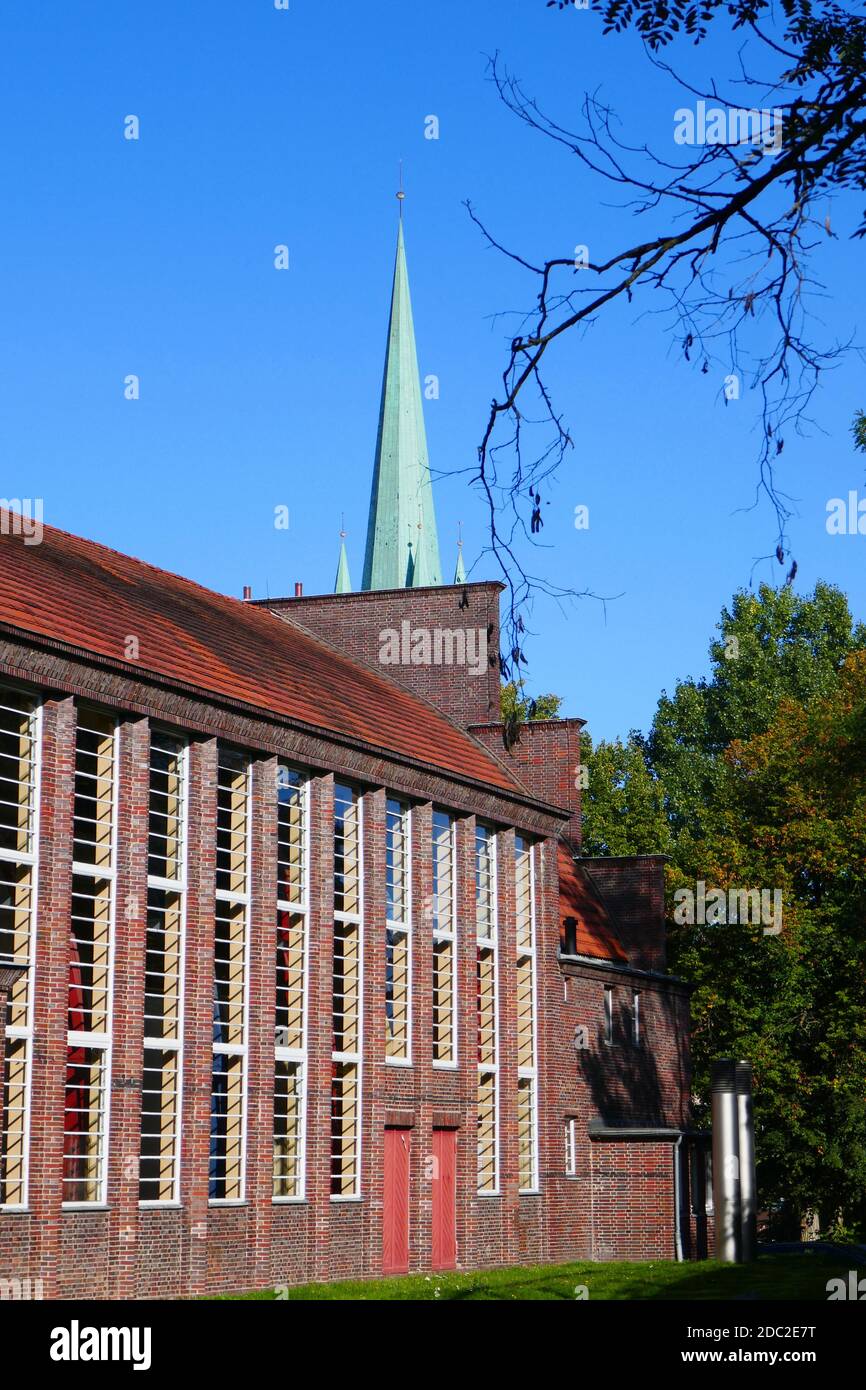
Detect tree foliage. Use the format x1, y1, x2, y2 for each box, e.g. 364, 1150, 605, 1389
500, 680, 563, 722
580, 580, 866, 1232
671, 652, 866, 1233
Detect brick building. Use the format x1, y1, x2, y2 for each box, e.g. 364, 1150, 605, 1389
0, 211, 710, 1299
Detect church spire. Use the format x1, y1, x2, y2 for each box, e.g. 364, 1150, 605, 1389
334, 521, 352, 594
454, 526, 466, 583
361, 195, 442, 591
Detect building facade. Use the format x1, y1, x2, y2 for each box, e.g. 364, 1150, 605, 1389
0, 212, 710, 1300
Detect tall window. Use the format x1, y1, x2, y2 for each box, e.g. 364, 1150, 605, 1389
210, 747, 250, 1201
274, 765, 309, 1200
385, 798, 411, 1062
432, 810, 456, 1067
140, 729, 187, 1204
0, 688, 40, 1209
331, 783, 362, 1197
476, 822, 498, 1194
515, 835, 539, 1191
565, 1117, 576, 1177
65, 707, 118, 1205
603, 986, 613, 1045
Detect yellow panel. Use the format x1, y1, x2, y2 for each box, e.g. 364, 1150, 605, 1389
476, 947, 496, 1067
433, 937, 454, 1064
385, 928, 409, 1059
275, 910, 305, 1050
477, 1069, 497, 1192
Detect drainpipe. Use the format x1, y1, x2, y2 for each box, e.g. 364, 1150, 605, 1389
711, 1058, 741, 1262
673, 1133, 684, 1262
736, 1060, 757, 1262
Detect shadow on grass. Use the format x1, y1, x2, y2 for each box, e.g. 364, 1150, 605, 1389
218, 1252, 848, 1302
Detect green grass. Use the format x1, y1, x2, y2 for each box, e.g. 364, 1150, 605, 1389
217, 1252, 851, 1301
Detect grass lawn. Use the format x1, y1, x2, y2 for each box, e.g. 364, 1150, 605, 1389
219, 1251, 850, 1301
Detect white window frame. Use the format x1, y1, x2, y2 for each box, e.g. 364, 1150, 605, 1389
431, 810, 458, 1070
331, 783, 364, 1201
384, 797, 412, 1067
273, 767, 310, 1204
633, 990, 641, 1047
516, 836, 540, 1194
63, 708, 120, 1210
140, 728, 189, 1208
0, 688, 42, 1211
209, 747, 252, 1206
565, 1117, 577, 1177
603, 985, 613, 1045
476, 822, 500, 1197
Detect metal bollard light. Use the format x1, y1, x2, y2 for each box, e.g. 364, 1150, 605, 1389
711, 1058, 742, 1262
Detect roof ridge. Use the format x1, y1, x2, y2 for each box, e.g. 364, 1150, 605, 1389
0, 516, 557, 808
0, 509, 255, 614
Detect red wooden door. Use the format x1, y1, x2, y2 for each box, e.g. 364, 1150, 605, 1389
383, 1128, 411, 1275
432, 1128, 457, 1270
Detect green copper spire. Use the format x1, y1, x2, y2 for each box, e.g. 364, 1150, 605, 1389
334, 532, 352, 593
411, 522, 431, 587
361, 213, 442, 590
454, 538, 466, 583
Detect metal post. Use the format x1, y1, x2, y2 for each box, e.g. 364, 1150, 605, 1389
736, 1060, 757, 1262
711, 1058, 741, 1262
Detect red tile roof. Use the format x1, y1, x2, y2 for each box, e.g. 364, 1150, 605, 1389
558, 843, 628, 963
0, 516, 527, 796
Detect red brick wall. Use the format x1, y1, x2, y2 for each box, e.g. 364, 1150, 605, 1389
0, 670, 695, 1300
469, 720, 583, 842
579, 856, 668, 973
257, 583, 503, 732
538, 932, 692, 1265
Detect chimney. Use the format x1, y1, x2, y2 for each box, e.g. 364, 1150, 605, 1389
294, 582, 303, 598
242, 585, 252, 601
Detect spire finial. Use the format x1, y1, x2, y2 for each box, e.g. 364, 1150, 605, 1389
334, 519, 352, 594
454, 521, 467, 584
397, 160, 405, 218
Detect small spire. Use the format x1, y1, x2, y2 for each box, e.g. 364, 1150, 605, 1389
334, 520, 352, 594
412, 513, 431, 587
454, 524, 466, 584
397, 159, 405, 219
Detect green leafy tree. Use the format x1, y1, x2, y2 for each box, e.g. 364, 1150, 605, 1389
579, 580, 866, 1232
500, 680, 562, 723
647, 582, 865, 848
671, 654, 866, 1235
580, 730, 672, 857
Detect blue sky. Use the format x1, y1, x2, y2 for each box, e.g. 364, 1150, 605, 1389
1, 1, 863, 742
